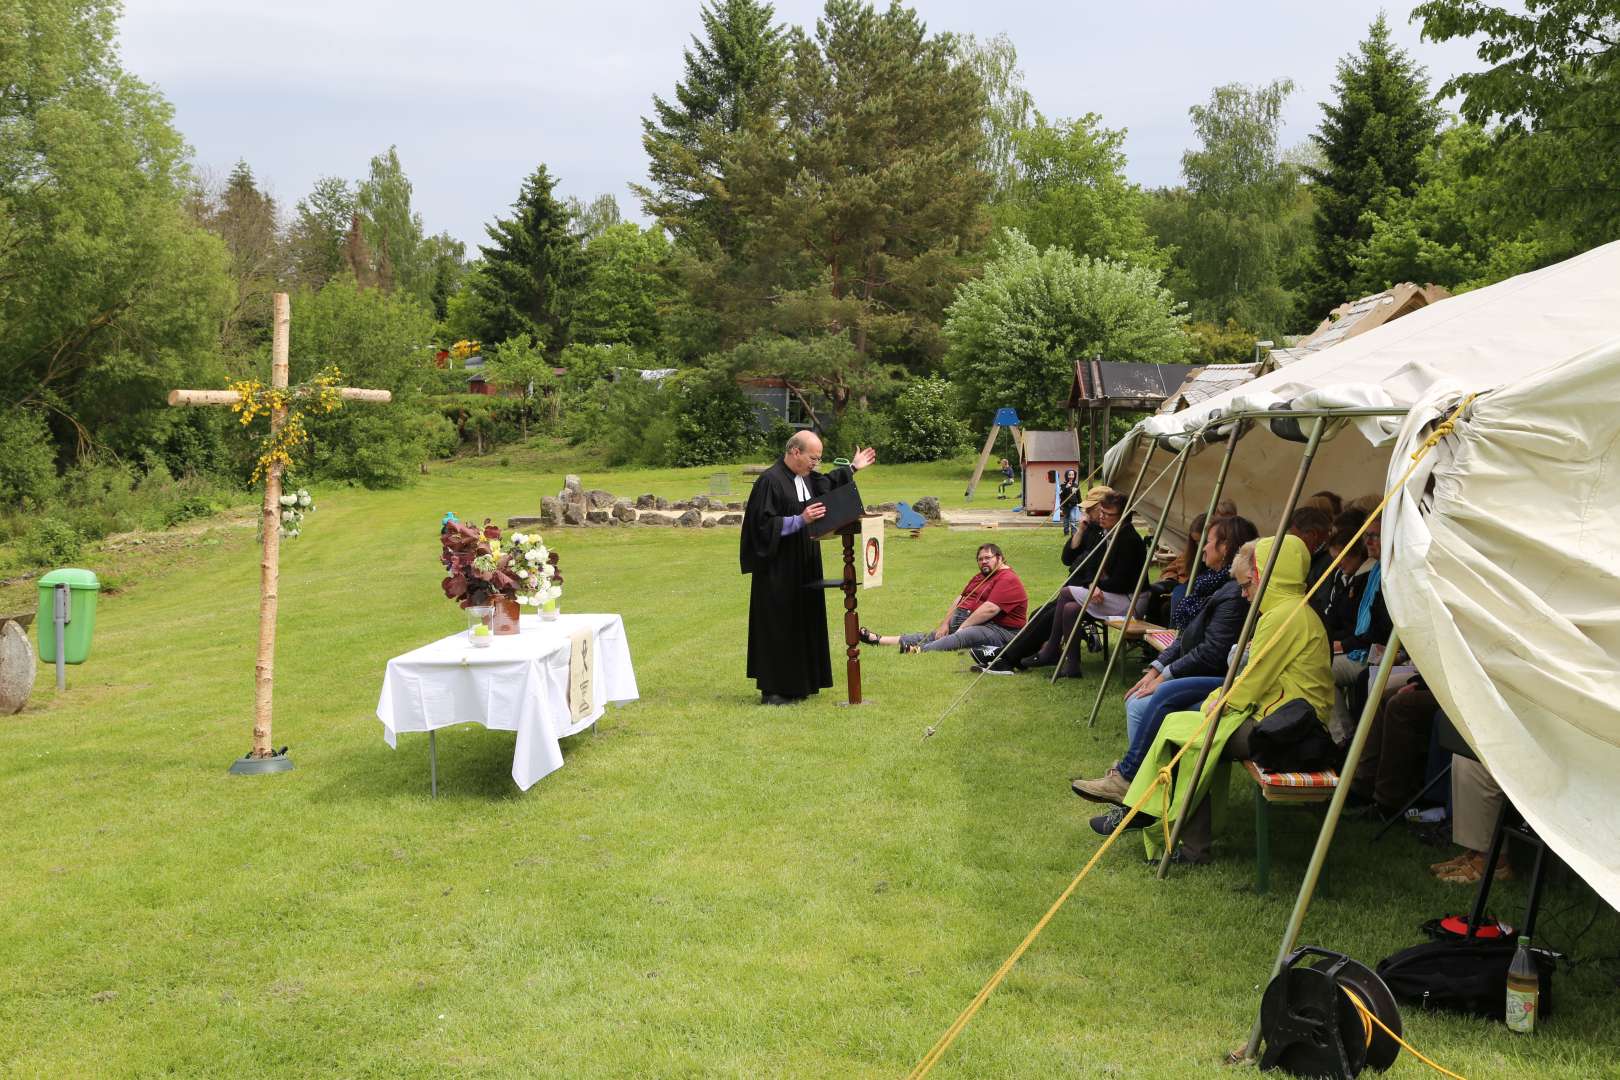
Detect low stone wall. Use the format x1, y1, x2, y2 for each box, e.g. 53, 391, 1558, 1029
507, 473, 926, 531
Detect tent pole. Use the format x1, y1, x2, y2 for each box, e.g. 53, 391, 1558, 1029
1084, 443, 1192, 726
1156, 416, 1327, 877
1058, 436, 1155, 693
1198, 423, 1242, 539
1240, 627, 1403, 1062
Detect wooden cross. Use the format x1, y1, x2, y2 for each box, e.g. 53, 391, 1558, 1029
168, 292, 392, 772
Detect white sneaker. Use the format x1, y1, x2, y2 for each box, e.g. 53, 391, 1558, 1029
1405, 806, 1447, 824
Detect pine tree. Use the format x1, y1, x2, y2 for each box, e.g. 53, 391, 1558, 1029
1303, 15, 1441, 317
637, 0, 786, 252
468, 165, 584, 350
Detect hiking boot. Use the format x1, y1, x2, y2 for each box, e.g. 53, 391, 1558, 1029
1089, 805, 1155, 836
1070, 768, 1130, 806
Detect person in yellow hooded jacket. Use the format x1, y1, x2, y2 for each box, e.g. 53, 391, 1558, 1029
1089, 534, 1334, 864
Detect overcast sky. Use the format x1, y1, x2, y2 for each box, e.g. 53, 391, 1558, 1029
119, 1, 1492, 251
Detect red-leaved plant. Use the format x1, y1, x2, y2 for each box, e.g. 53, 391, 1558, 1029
440, 518, 518, 607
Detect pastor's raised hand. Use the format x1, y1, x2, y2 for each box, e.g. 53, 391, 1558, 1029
851, 446, 877, 471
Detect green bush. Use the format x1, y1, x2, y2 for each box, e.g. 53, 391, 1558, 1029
21, 518, 85, 568
162, 496, 217, 527
0, 408, 60, 509
670, 371, 760, 467
827, 407, 891, 459
886, 377, 969, 462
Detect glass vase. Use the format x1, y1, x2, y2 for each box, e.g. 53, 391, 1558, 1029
541, 597, 560, 621
466, 605, 494, 647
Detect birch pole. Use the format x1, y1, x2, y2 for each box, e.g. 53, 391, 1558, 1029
252, 293, 290, 760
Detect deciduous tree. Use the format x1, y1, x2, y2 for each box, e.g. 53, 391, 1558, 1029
944, 230, 1188, 429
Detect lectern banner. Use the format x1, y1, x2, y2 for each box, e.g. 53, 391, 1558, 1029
860, 514, 884, 589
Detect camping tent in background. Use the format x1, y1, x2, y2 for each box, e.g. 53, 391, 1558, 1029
1100, 238, 1620, 909
1385, 340, 1620, 909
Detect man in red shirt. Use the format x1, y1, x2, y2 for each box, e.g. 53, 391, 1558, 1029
859, 544, 1028, 654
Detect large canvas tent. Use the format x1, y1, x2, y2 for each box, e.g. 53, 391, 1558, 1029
1101, 240, 1620, 908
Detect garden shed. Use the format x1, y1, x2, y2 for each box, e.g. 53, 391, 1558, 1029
1019, 430, 1079, 515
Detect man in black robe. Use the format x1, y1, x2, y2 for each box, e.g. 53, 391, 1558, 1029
740, 431, 877, 704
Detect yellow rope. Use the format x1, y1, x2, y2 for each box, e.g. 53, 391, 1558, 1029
1341, 987, 1470, 1080
904, 396, 1479, 1079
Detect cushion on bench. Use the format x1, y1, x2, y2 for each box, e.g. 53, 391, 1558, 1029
1243, 760, 1338, 800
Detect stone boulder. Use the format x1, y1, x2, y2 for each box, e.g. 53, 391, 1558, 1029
655, 496, 671, 510
914, 496, 942, 521
676, 509, 702, 527
700, 517, 717, 528
727, 501, 743, 510
613, 504, 637, 524
562, 502, 587, 527
586, 509, 610, 524
0, 619, 35, 714
635, 493, 657, 509
717, 513, 742, 525
540, 497, 563, 527
587, 489, 615, 510
640, 512, 673, 526
690, 495, 710, 510
563, 474, 583, 496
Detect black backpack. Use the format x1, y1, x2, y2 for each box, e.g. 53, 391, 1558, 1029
1376, 934, 1556, 1021
1248, 698, 1341, 772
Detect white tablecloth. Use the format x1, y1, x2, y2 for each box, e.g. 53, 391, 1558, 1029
376, 613, 638, 789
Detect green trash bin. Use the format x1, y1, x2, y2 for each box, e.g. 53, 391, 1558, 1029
37, 568, 100, 664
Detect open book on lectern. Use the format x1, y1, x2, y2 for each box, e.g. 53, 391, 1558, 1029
806, 480, 865, 540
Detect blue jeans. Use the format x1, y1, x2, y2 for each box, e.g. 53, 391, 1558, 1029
1119, 676, 1225, 780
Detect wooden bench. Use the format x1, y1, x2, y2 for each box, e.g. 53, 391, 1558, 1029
1242, 760, 1338, 894
1101, 616, 1173, 675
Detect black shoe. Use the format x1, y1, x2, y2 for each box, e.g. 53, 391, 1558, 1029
1090, 805, 1155, 836
761, 692, 794, 706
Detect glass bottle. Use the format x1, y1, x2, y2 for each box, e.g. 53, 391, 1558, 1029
1505, 935, 1539, 1034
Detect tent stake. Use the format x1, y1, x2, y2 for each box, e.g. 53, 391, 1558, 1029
1157, 416, 1327, 876
1084, 444, 1192, 725
1057, 438, 1155, 692
1240, 627, 1404, 1062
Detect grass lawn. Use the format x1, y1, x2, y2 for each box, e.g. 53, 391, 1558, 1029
2, 448, 1616, 1078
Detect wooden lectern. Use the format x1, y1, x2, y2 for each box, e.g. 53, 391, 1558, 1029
807, 484, 871, 706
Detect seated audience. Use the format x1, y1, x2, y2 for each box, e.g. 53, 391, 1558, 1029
861, 544, 1028, 654
1089, 534, 1334, 865
981, 488, 1115, 672
1347, 670, 1436, 818
1289, 506, 1334, 595
1313, 509, 1369, 622
1328, 512, 1391, 745
1147, 512, 1206, 625
1308, 490, 1343, 517
1430, 753, 1512, 884
1070, 515, 1259, 804
1029, 491, 1147, 678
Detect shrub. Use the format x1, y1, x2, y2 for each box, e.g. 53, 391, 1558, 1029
669, 370, 760, 467
162, 496, 217, 527
0, 408, 60, 509
21, 518, 85, 568
887, 377, 970, 462
827, 408, 890, 459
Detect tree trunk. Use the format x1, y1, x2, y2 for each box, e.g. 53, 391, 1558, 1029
252, 293, 289, 759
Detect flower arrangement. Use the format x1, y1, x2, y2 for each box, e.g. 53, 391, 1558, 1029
277, 489, 315, 538
439, 515, 561, 610
228, 366, 345, 482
